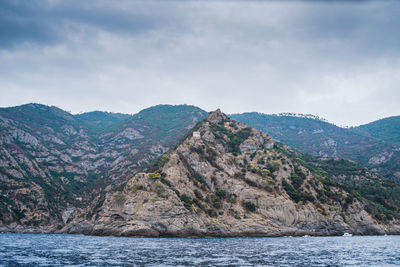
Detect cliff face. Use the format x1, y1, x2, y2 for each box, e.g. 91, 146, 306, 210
83, 110, 400, 237
0, 103, 207, 232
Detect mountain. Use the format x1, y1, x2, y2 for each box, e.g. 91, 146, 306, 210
69, 110, 400, 237
2, 104, 400, 236
230, 113, 400, 181
350, 116, 400, 144
75, 111, 132, 131
0, 103, 207, 232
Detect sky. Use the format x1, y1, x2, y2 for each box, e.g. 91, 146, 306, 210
1, 0, 400, 126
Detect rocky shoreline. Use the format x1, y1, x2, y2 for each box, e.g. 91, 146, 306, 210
2, 224, 400, 238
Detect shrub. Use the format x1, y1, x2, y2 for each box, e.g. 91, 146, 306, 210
154, 181, 165, 197
160, 178, 171, 187
12, 208, 25, 220
216, 189, 227, 199
282, 179, 314, 203
226, 127, 253, 153
262, 168, 270, 174
192, 198, 204, 209
206, 209, 217, 217
345, 195, 354, 204
148, 173, 161, 179
290, 173, 305, 189
179, 194, 192, 210
234, 172, 245, 180
113, 193, 123, 202
130, 185, 139, 192
194, 189, 203, 200
244, 178, 257, 187
316, 189, 329, 204
211, 194, 222, 209
267, 161, 280, 173
160, 154, 169, 162
194, 174, 205, 184
282, 179, 299, 202
174, 189, 180, 197
242, 201, 256, 212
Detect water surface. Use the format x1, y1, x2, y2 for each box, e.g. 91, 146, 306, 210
0, 234, 399, 266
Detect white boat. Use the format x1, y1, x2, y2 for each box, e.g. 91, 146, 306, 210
343, 233, 352, 237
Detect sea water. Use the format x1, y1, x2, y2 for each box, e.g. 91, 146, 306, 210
0, 234, 399, 266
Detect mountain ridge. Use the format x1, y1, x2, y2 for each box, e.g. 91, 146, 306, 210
67, 110, 400, 237
231, 112, 400, 181
1, 103, 400, 235
0, 103, 208, 232
350, 116, 400, 144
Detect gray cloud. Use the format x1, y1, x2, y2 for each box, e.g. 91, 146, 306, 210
0, 0, 171, 48
0, 0, 399, 126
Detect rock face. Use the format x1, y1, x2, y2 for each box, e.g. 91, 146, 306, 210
0, 103, 207, 232
85, 110, 400, 237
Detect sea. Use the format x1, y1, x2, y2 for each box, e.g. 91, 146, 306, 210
0, 234, 399, 266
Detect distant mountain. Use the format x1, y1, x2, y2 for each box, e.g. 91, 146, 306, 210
0, 103, 207, 231
67, 110, 400, 236
230, 113, 400, 181
75, 111, 132, 131
350, 116, 400, 144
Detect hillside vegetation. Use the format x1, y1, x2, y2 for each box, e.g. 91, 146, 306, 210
350, 116, 400, 144
231, 113, 400, 181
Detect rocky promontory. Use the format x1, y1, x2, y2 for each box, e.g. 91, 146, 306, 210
72, 110, 400, 237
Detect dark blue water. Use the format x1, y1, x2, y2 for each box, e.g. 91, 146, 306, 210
0, 234, 399, 266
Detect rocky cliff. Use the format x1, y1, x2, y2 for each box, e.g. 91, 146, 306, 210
0, 103, 207, 232
78, 110, 400, 237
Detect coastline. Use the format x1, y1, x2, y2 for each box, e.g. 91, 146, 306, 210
1, 225, 400, 238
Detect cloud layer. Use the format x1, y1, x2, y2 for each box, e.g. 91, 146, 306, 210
1, 0, 400, 126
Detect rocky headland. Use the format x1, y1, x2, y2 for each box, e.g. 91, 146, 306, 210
1, 106, 400, 237
64, 110, 400, 237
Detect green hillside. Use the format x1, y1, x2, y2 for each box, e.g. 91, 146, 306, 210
350, 116, 400, 144
230, 112, 400, 181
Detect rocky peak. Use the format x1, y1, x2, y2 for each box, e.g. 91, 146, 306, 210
85, 109, 400, 237
206, 109, 228, 124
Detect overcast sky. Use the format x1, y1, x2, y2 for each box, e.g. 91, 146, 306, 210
1, 0, 400, 126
